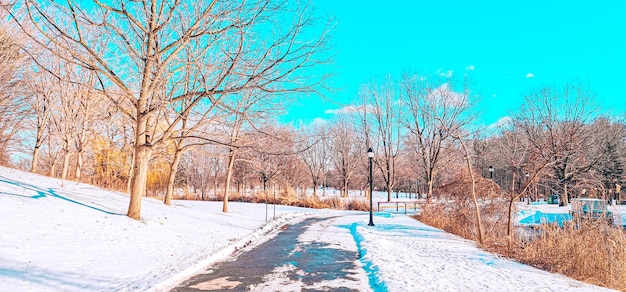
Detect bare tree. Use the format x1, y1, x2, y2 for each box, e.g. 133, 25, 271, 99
360, 77, 403, 202
178, 145, 226, 201
591, 118, 626, 202
0, 19, 27, 164
425, 76, 483, 245
492, 121, 557, 246
516, 83, 600, 206
219, 89, 283, 212
402, 73, 470, 201
281, 150, 309, 197
25, 69, 54, 173
453, 132, 485, 245
14, 0, 331, 219
238, 126, 296, 201
299, 123, 329, 197
208, 154, 226, 199
328, 119, 360, 197
161, 63, 226, 206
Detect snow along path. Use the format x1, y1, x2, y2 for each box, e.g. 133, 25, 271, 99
172, 212, 613, 292
345, 212, 615, 292
0, 166, 322, 292
0, 165, 616, 291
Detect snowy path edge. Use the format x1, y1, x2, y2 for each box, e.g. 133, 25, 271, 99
148, 210, 321, 292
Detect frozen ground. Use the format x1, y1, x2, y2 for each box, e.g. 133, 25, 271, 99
0, 166, 617, 291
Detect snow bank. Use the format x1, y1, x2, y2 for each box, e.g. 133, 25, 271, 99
0, 166, 318, 291
344, 212, 615, 291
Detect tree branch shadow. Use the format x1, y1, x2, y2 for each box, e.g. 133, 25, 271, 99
0, 176, 125, 216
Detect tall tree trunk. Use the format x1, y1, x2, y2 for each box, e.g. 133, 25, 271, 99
50, 161, 57, 177
127, 145, 152, 220
61, 151, 72, 181
32, 117, 46, 173
164, 149, 183, 206
562, 183, 569, 206
201, 178, 206, 201
426, 169, 435, 202
75, 151, 83, 180
459, 138, 484, 245
126, 151, 135, 194
222, 150, 236, 213
213, 178, 218, 200
507, 198, 516, 247
31, 145, 41, 173
511, 171, 516, 194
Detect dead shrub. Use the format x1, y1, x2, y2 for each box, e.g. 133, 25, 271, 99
416, 198, 509, 246
324, 197, 343, 210
198, 190, 371, 212
345, 198, 370, 212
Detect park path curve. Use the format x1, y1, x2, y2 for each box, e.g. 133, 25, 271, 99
171, 211, 615, 292
171, 214, 371, 291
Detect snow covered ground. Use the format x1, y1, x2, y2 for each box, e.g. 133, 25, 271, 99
0, 166, 617, 291
345, 213, 615, 291
0, 166, 318, 291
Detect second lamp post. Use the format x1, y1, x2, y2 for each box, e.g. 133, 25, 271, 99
368, 148, 375, 226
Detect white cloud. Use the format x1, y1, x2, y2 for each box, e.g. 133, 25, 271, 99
426, 83, 465, 107
487, 116, 513, 131
465, 65, 475, 71
481, 116, 513, 136
312, 117, 327, 127
324, 105, 367, 115
525, 73, 535, 78
438, 70, 453, 78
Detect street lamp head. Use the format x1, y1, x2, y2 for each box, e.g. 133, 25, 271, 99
367, 147, 374, 158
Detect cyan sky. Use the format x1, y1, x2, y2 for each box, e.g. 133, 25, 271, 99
285, 1, 626, 127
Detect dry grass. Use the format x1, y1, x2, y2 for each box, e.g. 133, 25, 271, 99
190, 190, 371, 212
416, 201, 626, 291
416, 199, 510, 246
503, 220, 626, 290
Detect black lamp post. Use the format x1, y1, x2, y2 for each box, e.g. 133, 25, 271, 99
416, 180, 420, 199
488, 166, 494, 179
263, 173, 268, 222
368, 148, 375, 226
525, 172, 530, 203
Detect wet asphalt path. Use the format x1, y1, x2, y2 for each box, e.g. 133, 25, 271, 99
171, 215, 370, 291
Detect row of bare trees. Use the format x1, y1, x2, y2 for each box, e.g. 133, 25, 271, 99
0, 10, 28, 164
2, 0, 332, 219
1, 2, 624, 228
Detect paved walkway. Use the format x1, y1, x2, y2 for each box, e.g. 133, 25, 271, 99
172, 215, 370, 291
171, 212, 615, 292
